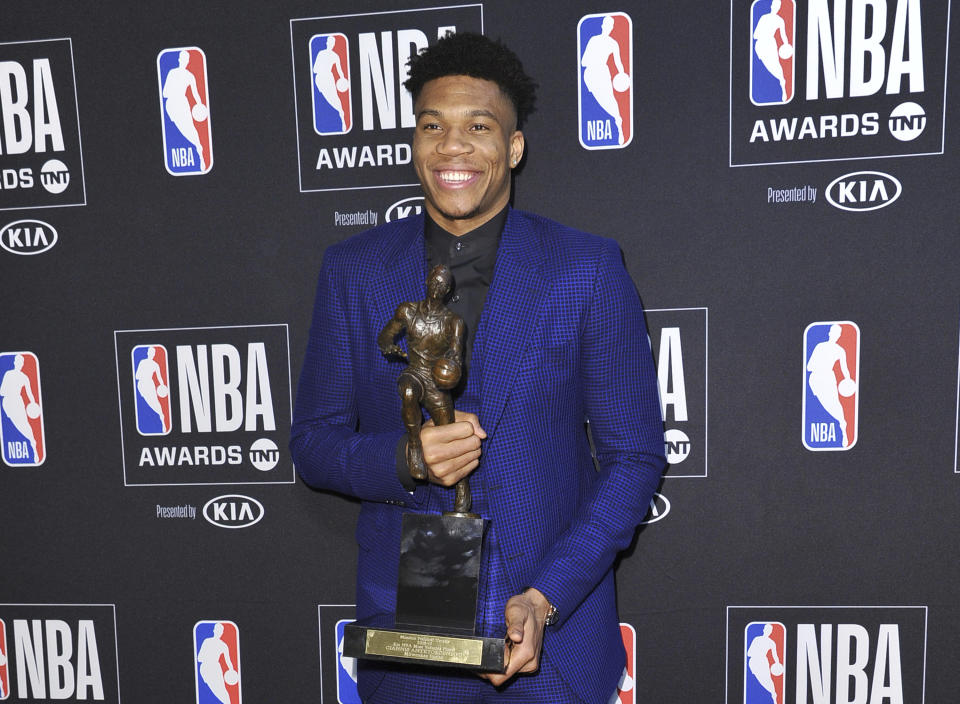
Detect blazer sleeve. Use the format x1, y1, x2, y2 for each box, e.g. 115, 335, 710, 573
289, 250, 425, 505
527, 238, 666, 625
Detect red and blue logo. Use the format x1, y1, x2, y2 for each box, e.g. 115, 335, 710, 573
612, 623, 636, 704
311, 34, 352, 135
158, 47, 213, 175
132, 344, 172, 436
194, 621, 241, 704
744, 622, 786, 704
750, 0, 795, 105
0, 351, 45, 466
803, 321, 860, 451
578, 12, 633, 149
0, 618, 8, 700
334, 620, 360, 703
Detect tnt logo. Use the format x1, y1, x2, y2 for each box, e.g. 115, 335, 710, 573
311, 34, 352, 135
0, 618, 8, 700
0, 351, 45, 466
194, 621, 241, 704
803, 322, 859, 450
750, 0, 795, 105
578, 12, 633, 149
132, 345, 172, 436
157, 47, 212, 175
334, 620, 360, 704
744, 622, 786, 704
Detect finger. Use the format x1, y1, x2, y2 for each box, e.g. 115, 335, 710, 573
453, 411, 487, 438
427, 456, 479, 486
421, 421, 477, 443
422, 436, 481, 466
481, 644, 514, 686
504, 603, 528, 643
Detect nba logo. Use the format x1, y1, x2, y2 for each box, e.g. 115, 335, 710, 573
194, 621, 241, 704
744, 622, 786, 704
0, 351, 45, 466
311, 34, 352, 135
612, 623, 636, 704
578, 12, 633, 149
132, 344, 172, 436
158, 47, 213, 175
334, 620, 360, 704
750, 0, 795, 105
0, 618, 8, 700
803, 321, 859, 450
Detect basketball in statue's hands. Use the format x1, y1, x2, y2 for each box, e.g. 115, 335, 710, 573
433, 358, 461, 389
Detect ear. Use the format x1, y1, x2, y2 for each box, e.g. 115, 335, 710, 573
509, 131, 525, 168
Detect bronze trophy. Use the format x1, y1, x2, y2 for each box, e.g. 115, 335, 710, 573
343, 264, 505, 672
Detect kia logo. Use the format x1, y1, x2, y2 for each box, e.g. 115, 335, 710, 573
826, 171, 902, 212
1, 219, 58, 255
202, 494, 264, 528
639, 492, 670, 525
385, 196, 423, 222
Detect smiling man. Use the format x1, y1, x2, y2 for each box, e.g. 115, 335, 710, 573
291, 32, 665, 703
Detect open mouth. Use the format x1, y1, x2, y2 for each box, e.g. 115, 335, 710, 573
434, 169, 480, 188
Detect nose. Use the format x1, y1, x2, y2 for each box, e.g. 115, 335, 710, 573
437, 126, 473, 156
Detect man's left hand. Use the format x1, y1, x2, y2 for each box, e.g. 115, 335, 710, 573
481, 588, 551, 687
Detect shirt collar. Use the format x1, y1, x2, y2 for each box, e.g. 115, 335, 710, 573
424, 205, 508, 261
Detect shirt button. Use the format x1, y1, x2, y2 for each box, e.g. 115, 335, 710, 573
455, 241, 463, 251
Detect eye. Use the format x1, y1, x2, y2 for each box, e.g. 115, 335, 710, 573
470, 123, 490, 132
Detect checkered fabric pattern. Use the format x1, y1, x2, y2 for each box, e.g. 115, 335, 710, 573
291, 208, 665, 703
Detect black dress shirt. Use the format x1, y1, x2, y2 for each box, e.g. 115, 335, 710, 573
424, 205, 507, 379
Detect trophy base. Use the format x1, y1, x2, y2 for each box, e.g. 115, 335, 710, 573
343, 623, 505, 672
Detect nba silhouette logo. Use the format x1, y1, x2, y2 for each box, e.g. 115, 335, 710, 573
0, 618, 8, 700
612, 623, 636, 704
803, 321, 860, 451
750, 0, 795, 105
132, 344, 172, 436
194, 621, 241, 704
578, 12, 633, 149
157, 47, 213, 175
0, 351, 45, 466
335, 620, 361, 704
744, 622, 785, 704
311, 34, 352, 135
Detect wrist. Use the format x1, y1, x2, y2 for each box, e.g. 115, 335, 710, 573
522, 587, 556, 625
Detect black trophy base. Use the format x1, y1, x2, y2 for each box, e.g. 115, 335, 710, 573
343, 513, 505, 672
343, 621, 505, 672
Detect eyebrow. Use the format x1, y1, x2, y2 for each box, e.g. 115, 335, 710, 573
415, 108, 500, 121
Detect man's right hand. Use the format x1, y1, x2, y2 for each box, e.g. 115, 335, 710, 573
420, 411, 486, 486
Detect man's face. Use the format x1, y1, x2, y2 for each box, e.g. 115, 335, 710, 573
412, 75, 524, 236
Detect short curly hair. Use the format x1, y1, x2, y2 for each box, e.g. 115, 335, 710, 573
404, 32, 537, 128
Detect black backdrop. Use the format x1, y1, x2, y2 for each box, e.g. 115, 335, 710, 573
1, 1, 958, 702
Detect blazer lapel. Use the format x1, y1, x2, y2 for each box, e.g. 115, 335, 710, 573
477, 210, 549, 437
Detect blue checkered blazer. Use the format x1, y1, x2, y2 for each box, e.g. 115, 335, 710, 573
291, 208, 665, 702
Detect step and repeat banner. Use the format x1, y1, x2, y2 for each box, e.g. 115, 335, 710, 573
2, 1, 958, 702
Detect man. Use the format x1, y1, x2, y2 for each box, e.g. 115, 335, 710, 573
291, 32, 665, 703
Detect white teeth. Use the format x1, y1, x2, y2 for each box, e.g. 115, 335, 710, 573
438, 171, 473, 183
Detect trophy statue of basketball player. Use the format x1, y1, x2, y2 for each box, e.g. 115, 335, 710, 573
377, 264, 473, 514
